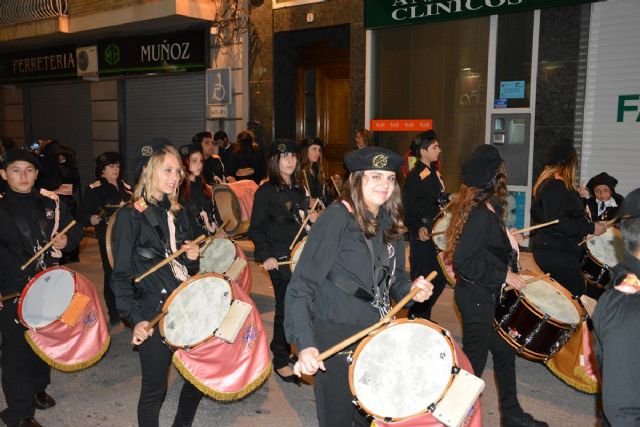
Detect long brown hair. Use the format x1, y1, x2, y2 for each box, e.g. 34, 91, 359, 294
445, 163, 508, 262
179, 150, 212, 202
341, 171, 406, 241
532, 152, 577, 199
301, 144, 325, 189
267, 153, 302, 191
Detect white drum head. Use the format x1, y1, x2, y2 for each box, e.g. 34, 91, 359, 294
22, 268, 75, 328
351, 321, 454, 419
522, 277, 580, 324
199, 238, 236, 274
587, 227, 624, 267
290, 238, 306, 273
163, 276, 232, 348
432, 212, 451, 252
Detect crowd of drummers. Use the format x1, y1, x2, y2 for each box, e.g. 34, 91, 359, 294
0, 130, 638, 427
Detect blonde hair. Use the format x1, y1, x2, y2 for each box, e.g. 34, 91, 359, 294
532, 154, 577, 199
134, 146, 184, 211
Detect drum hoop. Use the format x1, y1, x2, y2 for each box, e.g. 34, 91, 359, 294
518, 272, 585, 324
159, 272, 234, 349
105, 206, 124, 269
348, 317, 457, 421
431, 211, 449, 252
212, 185, 242, 235
17, 265, 77, 330
290, 237, 307, 272
493, 323, 549, 362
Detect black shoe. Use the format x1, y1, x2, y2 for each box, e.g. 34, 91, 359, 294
273, 366, 300, 384
34, 391, 56, 410
14, 417, 42, 427
502, 412, 548, 427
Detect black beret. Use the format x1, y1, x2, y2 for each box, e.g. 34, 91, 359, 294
344, 147, 404, 173
178, 143, 202, 160
586, 172, 618, 195
411, 130, 438, 156
270, 138, 300, 156
95, 151, 122, 169
462, 145, 503, 187
2, 149, 41, 170
545, 140, 576, 166
619, 188, 640, 219
300, 136, 324, 149
134, 138, 173, 180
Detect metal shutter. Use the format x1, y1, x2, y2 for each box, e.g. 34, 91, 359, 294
581, 0, 640, 196
123, 73, 205, 182
28, 82, 93, 189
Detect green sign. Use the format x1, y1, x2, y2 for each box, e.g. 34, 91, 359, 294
365, 0, 599, 29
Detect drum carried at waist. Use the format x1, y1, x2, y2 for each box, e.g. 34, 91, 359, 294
495, 272, 585, 362
155, 273, 270, 400
18, 266, 110, 372
350, 318, 484, 426
580, 227, 624, 298
199, 237, 251, 292
289, 236, 307, 273
105, 205, 125, 269
213, 180, 258, 236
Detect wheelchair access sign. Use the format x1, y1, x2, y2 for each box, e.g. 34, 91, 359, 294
206, 68, 232, 105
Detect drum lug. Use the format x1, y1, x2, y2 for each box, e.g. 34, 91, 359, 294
547, 324, 576, 359
498, 295, 522, 328
451, 366, 460, 375
427, 402, 437, 413
523, 314, 549, 347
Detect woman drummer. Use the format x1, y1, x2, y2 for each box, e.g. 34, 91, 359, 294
78, 152, 132, 325
110, 146, 204, 427
300, 136, 332, 207
531, 139, 606, 297
402, 130, 449, 320
284, 147, 433, 427
177, 143, 221, 236
248, 138, 316, 382
445, 145, 547, 427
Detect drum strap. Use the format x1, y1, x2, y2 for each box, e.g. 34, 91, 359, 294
141, 206, 168, 247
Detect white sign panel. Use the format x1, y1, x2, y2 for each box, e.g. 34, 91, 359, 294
208, 105, 228, 119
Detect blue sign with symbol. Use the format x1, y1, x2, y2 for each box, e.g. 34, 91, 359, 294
206, 68, 232, 105
499, 80, 525, 99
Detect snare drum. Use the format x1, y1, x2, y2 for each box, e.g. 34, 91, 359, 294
289, 237, 307, 273
18, 266, 110, 371
105, 206, 124, 268
495, 273, 585, 361
349, 318, 484, 423
200, 237, 237, 275
431, 211, 451, 252
581, 227, 624, 296
213, 180, 258, 236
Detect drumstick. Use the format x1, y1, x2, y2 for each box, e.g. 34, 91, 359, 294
330, 176, 342, 197
578, 219, 617, 246
21, 220, 77, 271
426, 230, 445, 238
504, 273, 550, 292
276, 260, 296, 266
134, 235, 206, 283
0, 292, 21, 302
515, 219, 559, 234
289, 198, 320, 251
145, 311, 167, 332
316, 271, 437, 362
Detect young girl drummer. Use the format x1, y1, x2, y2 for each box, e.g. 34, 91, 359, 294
284, 147, 433, 427
110, 146, 204, 427
300, 136, 331, 207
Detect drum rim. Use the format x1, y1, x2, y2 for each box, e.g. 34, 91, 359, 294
289, 236, 307, 273
517, 272, 585, 326
105, 205, 125, 269
17, 265, 77, 330
431, 210, 450, 252
348, 317, 457, 421
159, 272, 234, 349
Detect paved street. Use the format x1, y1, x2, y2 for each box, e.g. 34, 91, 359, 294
0, 236, 601, 426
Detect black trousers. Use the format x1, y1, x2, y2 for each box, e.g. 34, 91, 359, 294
314, 321, 369, 427
268, 267, 293, 369
407, 232, 447, 320
454, 282, 522, 418
533, 247, 587, 297
137, 327, 204, 427
0, 304, 51, 426
96, 225, 118, 320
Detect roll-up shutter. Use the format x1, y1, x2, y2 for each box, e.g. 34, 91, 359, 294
28, 82, 93, 189
581, 0, 640, 196
123, 73, 205, 182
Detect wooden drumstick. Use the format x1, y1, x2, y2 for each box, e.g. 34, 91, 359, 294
134, 234, 206, 283
330, 175, 342, 197
514, 219, 559, 234
289, 198, 320, 251
426, 230, 445, 238
504, 273, 550, 292
0, 292, 21, 302
316, 271, 438, 362
276, 260, 296, 266
578, 219, 617, 246
145, 311, 167, 332
21, 220, 77, 271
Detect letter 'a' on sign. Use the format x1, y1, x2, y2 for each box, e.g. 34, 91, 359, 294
206, 68, 232, 105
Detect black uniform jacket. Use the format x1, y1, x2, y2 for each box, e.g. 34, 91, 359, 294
248, 183, 308, 262
284, 202, 412, 351
179, 181, 220, 237
110, 197, 199, 326
453, 203, 510, 289
585, 193, 624, 222
77, 177, 132, 229
304, 169, 332, 206
403, 161, 445, 233
592, 252, 640, 427
531, 179, 594, 252
203, 155, 225, 185
0, 188, 83, 295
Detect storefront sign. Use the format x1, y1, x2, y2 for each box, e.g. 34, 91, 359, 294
0, 46, 77, 82
370, 119, 433, 131
365, 0, 599, 29
98, 30, 206, 75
